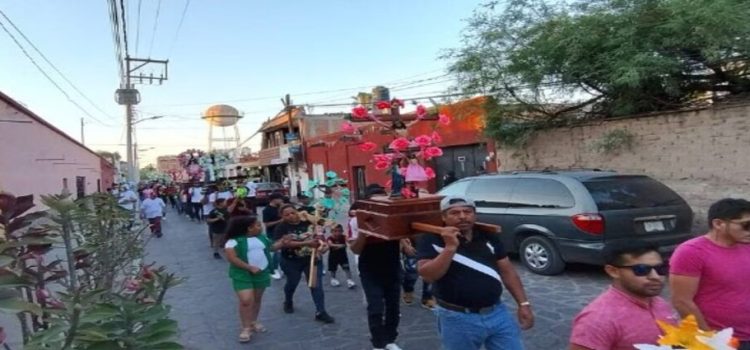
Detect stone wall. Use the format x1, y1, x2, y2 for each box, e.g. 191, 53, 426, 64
497, 102, 750, 229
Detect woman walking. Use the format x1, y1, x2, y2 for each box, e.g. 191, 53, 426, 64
224, 216, 272, 343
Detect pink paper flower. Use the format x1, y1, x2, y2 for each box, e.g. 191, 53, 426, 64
399, 167, 407, 176
341, 121, 355, 133
373, 153, 392, 163
423, 146, 444, 159
358, 142, 377, 152
389, 137, 410, 151
424, 167, 436, 179
351, 105, 369, 119
416, 105, 428, 119
414, 134, 432, 147
401, 187, 415, 198
431, 131, 442, 144
438, 113, 451, 126
375, 101, 391, 110
375, 160, 390, 170
35, 287, 51, 303
125, 278, 141, 292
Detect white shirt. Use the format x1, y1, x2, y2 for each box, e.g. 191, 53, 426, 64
217, 191, 233, 200
118, 190, 138, 211
203, 192, 217, 214
225, 237, 268, 269
245, 182, 257, 197
190, 187, 203, 203
141, 198, 165, 219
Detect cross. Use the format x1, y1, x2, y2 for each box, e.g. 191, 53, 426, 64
349, 99, 439, 136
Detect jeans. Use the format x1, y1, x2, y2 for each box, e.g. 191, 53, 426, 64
435, 303, 523, 350
280, 256, 326, 313
402, 255, 432, 300
360, 271, 401, 348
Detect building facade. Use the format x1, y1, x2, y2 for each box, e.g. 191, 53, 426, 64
0, 91, 114, 207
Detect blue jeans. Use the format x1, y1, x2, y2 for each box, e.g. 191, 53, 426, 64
435, 303, 523, 350
402, 255, 432, 300
280, 256, 326, 313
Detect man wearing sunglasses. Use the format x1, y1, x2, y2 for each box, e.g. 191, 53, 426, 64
670, 198, 750, 350
569, 240, 675, 350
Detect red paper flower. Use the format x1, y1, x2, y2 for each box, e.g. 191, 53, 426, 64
416, 105, 428, 119
352, 106, 369, 119
389, 137, 410, 151
401, 187, 415, 198
392, 99, 405, 108
375, 160, 390, 170
414, 134, 432, 147
438, 113, 451, 126
358, 142, 377, 152
423, 146, 444, 159
424, 167, 436, 179
341, 121, 355, 133
375, 101, 391, 110
431, 131, 443, 144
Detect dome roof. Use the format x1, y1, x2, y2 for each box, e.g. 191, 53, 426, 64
202, 104, 242, 126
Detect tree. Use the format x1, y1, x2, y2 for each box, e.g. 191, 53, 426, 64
446, 0, 750, 146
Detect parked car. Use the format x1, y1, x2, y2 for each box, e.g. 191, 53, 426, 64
438, 170, 694, 275
254, 182, 287, 206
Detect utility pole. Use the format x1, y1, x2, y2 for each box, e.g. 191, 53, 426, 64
80, 118, 85, 145
281, 94, 300, 196
125, 55, 135, 184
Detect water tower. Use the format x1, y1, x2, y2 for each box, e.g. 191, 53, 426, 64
201, 104, 243, 153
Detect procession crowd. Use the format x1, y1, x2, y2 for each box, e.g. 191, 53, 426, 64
110, 180, 750, 350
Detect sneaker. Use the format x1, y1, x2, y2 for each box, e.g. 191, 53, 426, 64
315, 312, 335, 324
283, 301, 294, 314
330, 278, 340, 287
421, 298, 436, 310
346, 279, 356, 289
271, 270, 282, 280
402, 292, 414, 305
385, 344, 403, 350
213, 252, 221, 259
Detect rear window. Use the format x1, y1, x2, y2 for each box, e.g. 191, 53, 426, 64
583, 176, 684, 210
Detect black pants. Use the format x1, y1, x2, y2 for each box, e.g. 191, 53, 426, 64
190, 203, 203, 221
360, 271, 401, 348
739, 340, 750, 350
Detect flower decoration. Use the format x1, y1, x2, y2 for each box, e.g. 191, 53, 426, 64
351, 105, 369, 119
422, 146, 444, 160
414, 134, 432, 147
326, 171, 338, 179
416, 105, 428, 119
358, 142, 378, 152
389, 137, 410, 151
431, 131, 443, 144
373, 153, 393, 163
697, 328, 740, 350
392, 99, 404, 108
341, 121, 356, 133
376, 101, 391, 110
438, 113, 452, 126
375, 160, 390, 170
424, 167, 436, 179
400, 186, 415, 198
635, 315, 739, 350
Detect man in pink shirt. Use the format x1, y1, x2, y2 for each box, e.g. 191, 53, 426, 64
670, 198, 750, 350
570, 240, 676, 350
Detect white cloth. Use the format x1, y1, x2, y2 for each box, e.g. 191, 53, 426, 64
348, 217, 358, 240
118, 190, 138, 211
217, 191, 233, 200
141, 198, 165, 219
245, 182, 257, 197
190, 187, 203, 203
225, 237, 269, 270
202, 192, 216, 215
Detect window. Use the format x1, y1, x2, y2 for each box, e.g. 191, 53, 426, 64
438, 179, 472, 197
583, 176, 684, 211
510, 178, 575, 208
467, 178, 516, 206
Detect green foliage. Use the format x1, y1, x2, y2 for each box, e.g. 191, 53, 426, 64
590, 129, 637, 154
448, 0, 750, 140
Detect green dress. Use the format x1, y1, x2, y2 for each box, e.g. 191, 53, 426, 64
227, 234, 272, 291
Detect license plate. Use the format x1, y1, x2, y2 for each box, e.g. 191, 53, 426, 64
644, 220, 666, 232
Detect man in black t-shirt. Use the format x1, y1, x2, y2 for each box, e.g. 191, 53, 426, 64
417, 196, 534, 350
263, 193, 284, 279
272, 204, 335, 324
206, 198, 229, 259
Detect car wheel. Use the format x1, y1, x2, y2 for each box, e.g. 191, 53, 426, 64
519, 236, 565, 275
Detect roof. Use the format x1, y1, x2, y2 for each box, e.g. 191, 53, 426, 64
258, 107, 303, 132
0, 90, 112, 165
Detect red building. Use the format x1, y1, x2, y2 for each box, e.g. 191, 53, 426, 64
304, 97, 497, 199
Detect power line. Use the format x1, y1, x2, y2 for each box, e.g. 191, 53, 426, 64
167, 0, 191, 57
0, 9, 117, 121
148, 0, 162, 57
107, 0, 124, 80
119, 0, 129, 57
0, 17, 111, 126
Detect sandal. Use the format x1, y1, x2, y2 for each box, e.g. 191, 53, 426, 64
251, 322, 267, 333
238, 328, 253, 343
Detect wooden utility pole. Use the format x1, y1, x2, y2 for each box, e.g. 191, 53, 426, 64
80, 118, 85, 145
281, 94, 300, 196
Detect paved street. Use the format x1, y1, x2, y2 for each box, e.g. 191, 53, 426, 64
146, 208, 611, 350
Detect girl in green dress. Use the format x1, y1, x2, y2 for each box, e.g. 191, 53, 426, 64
224, 216, 272, 343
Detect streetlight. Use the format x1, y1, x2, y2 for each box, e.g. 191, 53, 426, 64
132, 115, 164, 125
128, 116, 163, 184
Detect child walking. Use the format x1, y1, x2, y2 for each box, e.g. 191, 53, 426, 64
224, 216, 272, 343
327, 224, 356, 288
206, 198, 229, 259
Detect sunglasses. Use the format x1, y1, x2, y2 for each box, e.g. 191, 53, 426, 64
730, 220, 750, 231
614, 264, 669, 277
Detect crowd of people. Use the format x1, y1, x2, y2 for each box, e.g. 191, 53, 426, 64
109, 179, 750, 350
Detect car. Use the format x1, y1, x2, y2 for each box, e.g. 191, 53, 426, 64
438, 170, 694, 275
253, 182, 288, 206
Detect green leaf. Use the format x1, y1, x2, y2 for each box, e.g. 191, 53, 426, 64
0, 237, 59, 251
0, 255, 13, 267
145, 341, 184, 350
0, 274, 33, 287
81, 340, 125, 350
139, 319, 178, 337
0, 296, 43, 315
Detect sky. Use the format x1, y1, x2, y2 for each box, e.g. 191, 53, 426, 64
0, 0, 483, 166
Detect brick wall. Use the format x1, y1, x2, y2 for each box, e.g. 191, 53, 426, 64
497, 103, 750, 229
